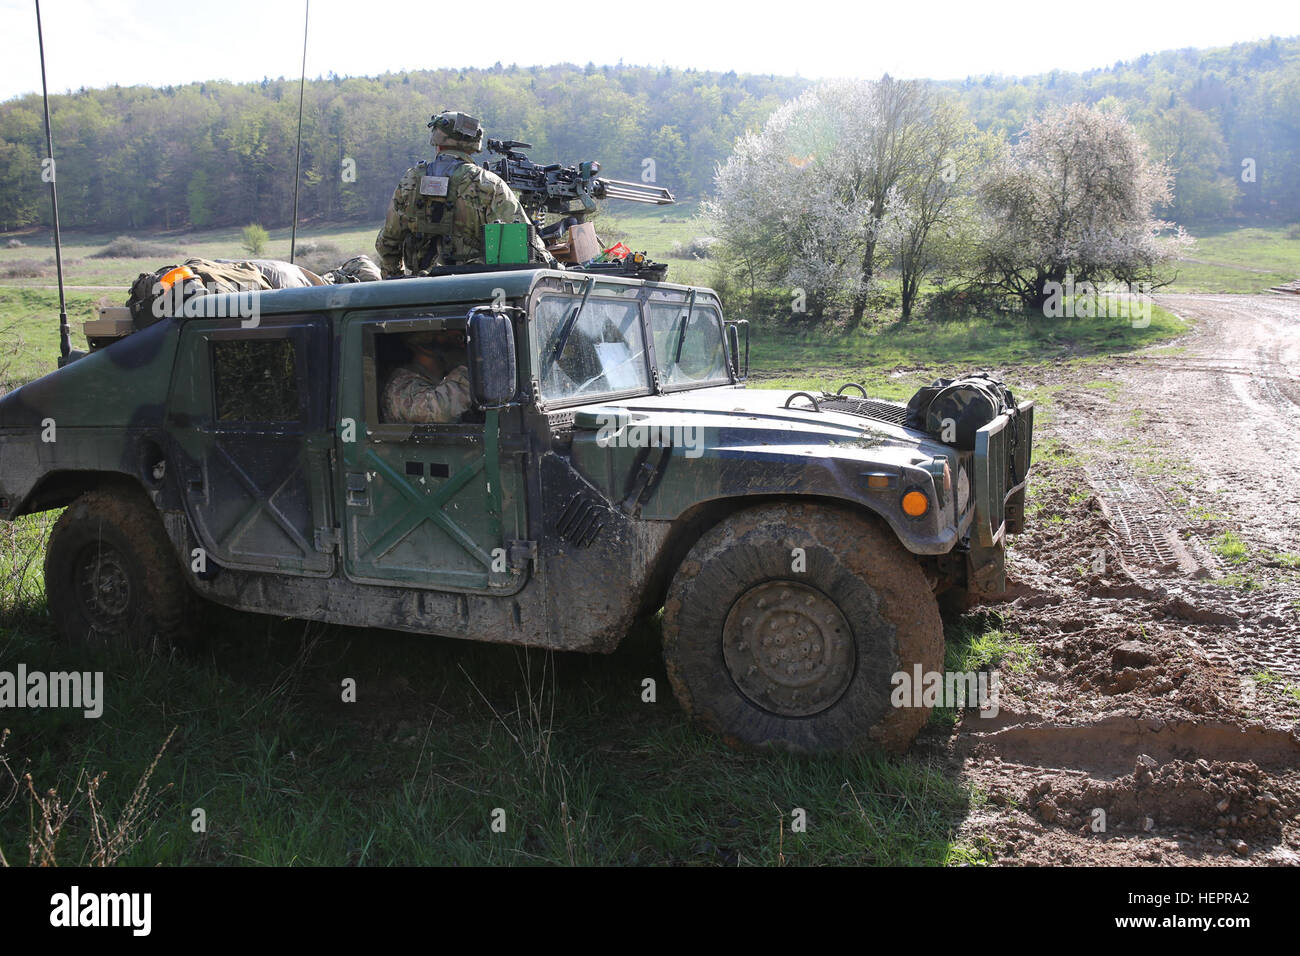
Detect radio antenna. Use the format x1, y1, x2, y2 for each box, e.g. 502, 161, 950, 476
35, 0, 70, 364
289, 0, 309, 264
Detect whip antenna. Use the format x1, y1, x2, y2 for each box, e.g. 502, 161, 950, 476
35, 0, 70, 364
289, 0, 309, 264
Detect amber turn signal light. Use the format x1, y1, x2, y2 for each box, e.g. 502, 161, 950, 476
901, 490, 929, 518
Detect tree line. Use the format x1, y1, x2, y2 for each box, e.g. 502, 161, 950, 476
0, 37, 1297, 234
0, 64, 802, 232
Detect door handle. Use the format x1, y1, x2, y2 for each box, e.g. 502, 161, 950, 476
345, 472, 370, 507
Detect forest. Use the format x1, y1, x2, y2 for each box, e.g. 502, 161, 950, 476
0, 35, 1298, 233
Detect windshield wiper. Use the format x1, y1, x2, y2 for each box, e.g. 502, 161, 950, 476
546, 275, 595, 375
673, 288, 697, 365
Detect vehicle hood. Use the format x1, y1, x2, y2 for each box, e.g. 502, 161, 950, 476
568, 385, 949, 466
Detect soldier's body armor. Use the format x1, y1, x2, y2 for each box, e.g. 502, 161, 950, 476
400, 152, 467, 271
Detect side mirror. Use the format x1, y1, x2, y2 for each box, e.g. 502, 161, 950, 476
726, 320, 749, 381
467, 308, 518, 408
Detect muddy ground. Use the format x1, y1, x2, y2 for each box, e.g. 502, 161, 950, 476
932, 293, 1300, 865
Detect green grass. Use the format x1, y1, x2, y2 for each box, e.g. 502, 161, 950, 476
744, 306, 1185, 400
0, 287, 105, 389
590, 203, 714, 287
1252, 671, 1300, 706
926, 613, 1036, 731
0, 210, 708, 292
0, 593, 975, 866
1, 218, 1188, 405
1210, 530, 1249, 565
1206, 573, 1260, 590
1163, 225, 1300, 293
0, 223, 380, 290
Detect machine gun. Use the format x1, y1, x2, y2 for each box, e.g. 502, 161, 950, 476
483, 138, 675, 228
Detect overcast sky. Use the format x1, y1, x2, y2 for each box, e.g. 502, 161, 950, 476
2, 0, 1299, 102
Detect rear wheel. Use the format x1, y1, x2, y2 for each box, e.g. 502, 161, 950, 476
662, 502, 943, 753
44, 488, 191, 651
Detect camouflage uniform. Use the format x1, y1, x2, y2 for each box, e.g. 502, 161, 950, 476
375, 112, 553, 277
382, 353, 472, 424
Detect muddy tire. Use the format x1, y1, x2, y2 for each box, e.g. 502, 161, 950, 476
44, 488, 191, 651
662, 502, 943, 753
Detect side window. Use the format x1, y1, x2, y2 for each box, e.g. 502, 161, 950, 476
369, 323, 475, 426
211, 338, 301, 423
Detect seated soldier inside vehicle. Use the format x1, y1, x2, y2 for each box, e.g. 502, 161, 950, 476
381, 329, 471, 424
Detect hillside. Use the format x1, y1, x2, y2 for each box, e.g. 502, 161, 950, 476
1, 36, 1298, 233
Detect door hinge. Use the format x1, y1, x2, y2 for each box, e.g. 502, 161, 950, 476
507, 539, 537, 570
314, 527, 341, 553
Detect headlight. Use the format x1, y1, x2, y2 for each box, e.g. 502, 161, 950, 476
956, 462, 971, 514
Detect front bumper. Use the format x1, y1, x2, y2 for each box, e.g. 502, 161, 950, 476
966, 400, 1035, 595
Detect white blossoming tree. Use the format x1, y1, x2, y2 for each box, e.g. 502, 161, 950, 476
708, 77, 983, 324
973, 103, 1190, 309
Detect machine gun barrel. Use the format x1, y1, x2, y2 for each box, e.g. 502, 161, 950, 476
593, 178, 675, 205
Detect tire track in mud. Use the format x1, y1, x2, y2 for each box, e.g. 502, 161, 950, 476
948, 294, 1300, 865
1084, 461, 1212, 576
1079, 295, 1300, 684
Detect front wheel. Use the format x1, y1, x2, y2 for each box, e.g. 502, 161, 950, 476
662, 503, 943, 753
44, 488, 191, 651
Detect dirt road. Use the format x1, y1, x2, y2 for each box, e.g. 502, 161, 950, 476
945, 293, 1300, 865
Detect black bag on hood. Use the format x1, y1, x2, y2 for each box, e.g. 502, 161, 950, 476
905, 373, 1016, 450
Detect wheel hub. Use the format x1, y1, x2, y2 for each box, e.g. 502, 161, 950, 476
75, 545, 132, 628
722, 581, 855, 717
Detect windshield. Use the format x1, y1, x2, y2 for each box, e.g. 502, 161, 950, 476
535, 294, 650, 402
647, 301, 729, 388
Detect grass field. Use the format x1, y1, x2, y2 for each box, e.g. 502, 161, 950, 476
0, 606, 977, 866
3, 212, 1294, 309
1163, 225, 1300, 293
746, 305, 1185, 400
0, 215, 1193, 867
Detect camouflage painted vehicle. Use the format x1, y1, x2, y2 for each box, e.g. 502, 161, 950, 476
0, 268, 1032, 752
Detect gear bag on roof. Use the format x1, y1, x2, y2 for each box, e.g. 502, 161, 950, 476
126, 257, 272, 328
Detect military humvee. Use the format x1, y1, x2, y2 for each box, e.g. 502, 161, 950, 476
0, 268, 1032, 752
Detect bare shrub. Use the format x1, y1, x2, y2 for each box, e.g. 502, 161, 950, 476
0, 258, 51, 279
296, 248, 364, 277
294, 239, 340, 257
90, 235, 180, 259
0, 727, 176, 867
669, 236, 720, 259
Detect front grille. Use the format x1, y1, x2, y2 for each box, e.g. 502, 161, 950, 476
816, 396, 910, 427
548, 411, 576, 436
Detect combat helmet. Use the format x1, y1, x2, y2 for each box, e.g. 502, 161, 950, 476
428, 111, 484, 151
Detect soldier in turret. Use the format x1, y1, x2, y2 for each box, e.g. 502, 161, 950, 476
375, 110, 554, 277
